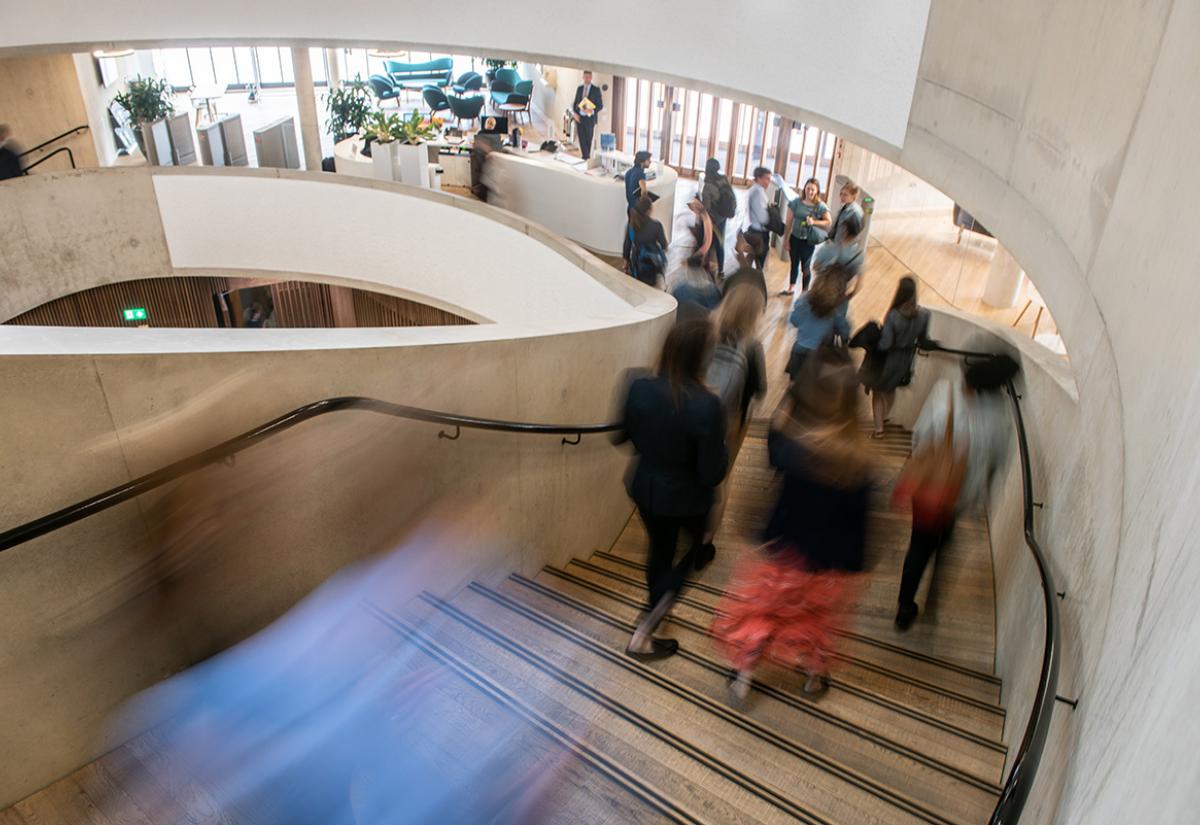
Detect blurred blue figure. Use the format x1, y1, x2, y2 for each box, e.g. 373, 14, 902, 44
113, 525, 566, 824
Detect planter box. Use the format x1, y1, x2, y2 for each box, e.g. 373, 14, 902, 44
395, 141, 430, 187
371, 139, 400, 181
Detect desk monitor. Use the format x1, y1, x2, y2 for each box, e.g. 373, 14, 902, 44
479, 115, 509, 135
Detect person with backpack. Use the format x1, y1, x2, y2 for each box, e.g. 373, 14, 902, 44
669, 254, 723, 312
892, 355, 1017, 629
712, 346, 876, 701
622, 196, 668, 286
861, 277, 931, 438
707, 283, 767, 442
701, 158, 738, 276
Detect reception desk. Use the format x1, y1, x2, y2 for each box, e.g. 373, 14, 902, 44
334, 138, 677, 257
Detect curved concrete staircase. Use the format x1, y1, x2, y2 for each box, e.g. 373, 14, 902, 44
7, 422, 1007, 824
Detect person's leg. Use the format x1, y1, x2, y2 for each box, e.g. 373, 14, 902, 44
786, 234, 802, 292
713, 220, 726, 273
578, 119, 593, 159
671, 512, 713, 591
871, 390, 887, 436
897, 519, 954, 628
882, 390, 896, 422
629, 507, 683, 656
799, 240, 816, 291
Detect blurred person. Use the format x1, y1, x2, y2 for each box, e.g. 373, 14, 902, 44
892, 355, 1017, 630
0, 123, 24, 180
786, 268, 850, 378
812, 202, 865, 286
614, 316, 728, 661
624, 150, 653, 210
722, 239, 768, 308
706, 283, 767, 439
685, 196, 718, 279
669, 253, 722, 312
744, 166, 773, 270
571, 70, 603, 160
712, 346, 875, 702
701, 158, 737, 275
860, 277, 930, 438
826, 181, 864, 247
623, 195, 668, 286
782, 177, 831, 295
110, 519, 577, 824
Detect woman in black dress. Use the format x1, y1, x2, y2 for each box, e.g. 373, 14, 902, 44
861, 277, 930, 437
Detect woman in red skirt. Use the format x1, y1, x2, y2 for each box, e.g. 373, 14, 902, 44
711, 346, 876, 702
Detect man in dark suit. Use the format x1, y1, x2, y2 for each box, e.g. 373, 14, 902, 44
0, 124, 25, 181
571, 71, 603, 161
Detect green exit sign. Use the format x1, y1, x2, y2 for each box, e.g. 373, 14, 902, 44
122, 307, 148, 322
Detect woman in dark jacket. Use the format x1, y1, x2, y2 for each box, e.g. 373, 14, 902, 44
617, 315, 729, 661
622, 196, 668, 286
711, 346, 875, 700
861, 277, 930, 437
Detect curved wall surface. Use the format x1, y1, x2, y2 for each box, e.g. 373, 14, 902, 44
0, 167, 673, 806
3, 1, 1200, 821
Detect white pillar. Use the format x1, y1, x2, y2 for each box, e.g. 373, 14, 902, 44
290, 47, 323, 171
983, 243, 1025, 308
326, 48, 342, 90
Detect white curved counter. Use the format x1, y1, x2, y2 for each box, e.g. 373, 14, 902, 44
334, 139, 677, 257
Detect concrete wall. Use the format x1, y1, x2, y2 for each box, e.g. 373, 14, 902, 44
0, 168, 673, 806
0, 53, 97, 170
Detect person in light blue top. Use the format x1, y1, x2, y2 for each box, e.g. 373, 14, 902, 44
783, 177, 832, 294
786, 266, 851, 377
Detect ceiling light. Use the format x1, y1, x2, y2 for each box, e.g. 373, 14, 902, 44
93, 47, 135, 59
368, 49, 407, 59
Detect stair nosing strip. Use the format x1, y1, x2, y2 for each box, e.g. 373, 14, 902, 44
588, 551, 1004, 687
575, 556, 1005, 693
511, 571, 1008, 783
419, 591, 837, 825
364, 602, 707, 825
450, 584, 977, 825
548, 563, 1007, 720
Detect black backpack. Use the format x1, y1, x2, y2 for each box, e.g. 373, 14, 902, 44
715, 178, 737, 220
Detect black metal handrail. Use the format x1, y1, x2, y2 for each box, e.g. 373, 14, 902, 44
18, 125, 89, 159
21, 146, 76, 173
920, 342, 1061, 824
0, 396, 620, 554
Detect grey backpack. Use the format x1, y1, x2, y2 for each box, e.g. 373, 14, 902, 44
705, 341, 748, 414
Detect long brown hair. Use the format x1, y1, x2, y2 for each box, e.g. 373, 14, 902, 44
717, 283, 763, 345
889, 276, 919, 318
658, 315, 714, 405
629, 196, 653, 233
806, 272, 845, 319
802, 176, 823, 204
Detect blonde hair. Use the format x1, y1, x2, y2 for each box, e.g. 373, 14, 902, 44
717, 283, 763, 344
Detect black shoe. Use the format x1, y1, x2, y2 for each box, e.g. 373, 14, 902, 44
895, 604, 918, 631
625, 638, 679, 662
693, 542, 717, 572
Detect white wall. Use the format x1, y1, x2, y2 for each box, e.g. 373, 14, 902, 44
71, 49, 156, 166
0, 0, 932, 150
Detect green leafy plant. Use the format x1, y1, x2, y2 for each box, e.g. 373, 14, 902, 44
323, 76, 374, 143
364, 111, 405, 144
113, 76, 174, 125
396, 108, 440, 145
485, 58, 518, 72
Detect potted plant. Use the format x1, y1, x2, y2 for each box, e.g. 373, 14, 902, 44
484, 58, 517, 84
112, 76, 174, 157
364, 110, 405, 181
323, 76, 373, 143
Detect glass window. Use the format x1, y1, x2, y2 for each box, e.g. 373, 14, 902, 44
309, 48, 328, 85
256, 47, 284, 84
159, 48, 193, 89
211, 48, 239, 86
234, 47, 257, 85
186, 48, 216, 86
280, 50, 294, 84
